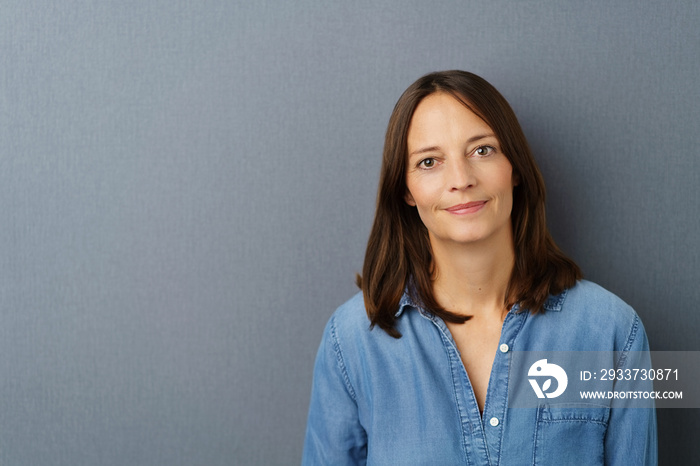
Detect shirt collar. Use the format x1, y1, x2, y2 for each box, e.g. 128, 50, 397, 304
543, 288, 567, 311
395, 292, 417, 317
394, 286, 569, 317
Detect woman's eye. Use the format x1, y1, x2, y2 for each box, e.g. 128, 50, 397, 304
474, 146, 495, 157
418, 158, 436, 168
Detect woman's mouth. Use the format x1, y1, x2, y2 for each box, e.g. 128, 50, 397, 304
445, 201, 487, 215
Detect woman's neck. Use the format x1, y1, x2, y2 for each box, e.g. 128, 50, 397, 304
429, 230, 515, 319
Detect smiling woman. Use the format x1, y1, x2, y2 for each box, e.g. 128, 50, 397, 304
302, 71, 657, 465
405, 92, 516, 254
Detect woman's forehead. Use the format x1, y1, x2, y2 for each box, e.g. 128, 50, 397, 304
407, 93, 495, 149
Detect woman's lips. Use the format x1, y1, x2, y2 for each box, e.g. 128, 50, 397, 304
445, 201, 487, 214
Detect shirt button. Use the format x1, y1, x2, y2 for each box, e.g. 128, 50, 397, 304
499, 343, 509, 353
489, 417, 499, 427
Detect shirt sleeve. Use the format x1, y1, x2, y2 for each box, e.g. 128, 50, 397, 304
604, 314, 658, 465
302, 315, 367, 466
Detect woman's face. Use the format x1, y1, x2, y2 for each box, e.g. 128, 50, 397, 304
404, 92, 517, 249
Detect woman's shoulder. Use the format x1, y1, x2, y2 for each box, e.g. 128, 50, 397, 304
330, 291, 371, 327
323, 291, 411, 350
322, 292, 376, 343
524, 280, 649, 351
562, 279, 637, 323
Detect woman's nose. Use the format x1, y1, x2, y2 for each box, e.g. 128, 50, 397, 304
447, 157, 476, 191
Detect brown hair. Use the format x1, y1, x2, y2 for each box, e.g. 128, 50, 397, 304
357, 70, 581, 338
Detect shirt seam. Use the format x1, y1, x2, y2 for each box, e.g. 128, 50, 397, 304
615, 314, 640, 370
329, 316, 358, 403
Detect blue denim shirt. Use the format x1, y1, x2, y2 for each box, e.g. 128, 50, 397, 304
303, 280, 657, 465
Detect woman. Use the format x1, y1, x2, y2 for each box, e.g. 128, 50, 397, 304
303, 71, 657, 465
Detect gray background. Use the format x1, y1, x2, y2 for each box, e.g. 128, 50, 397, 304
1, 0, 697, 464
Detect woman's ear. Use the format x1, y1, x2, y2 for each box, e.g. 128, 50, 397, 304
405, 191, 416, 206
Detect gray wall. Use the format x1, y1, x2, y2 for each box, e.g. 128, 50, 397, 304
1, 0, 697, 464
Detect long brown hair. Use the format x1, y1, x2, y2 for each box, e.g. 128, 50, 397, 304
357, 70, 581, 338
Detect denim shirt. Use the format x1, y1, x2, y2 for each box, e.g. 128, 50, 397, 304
302, 280, 657, 465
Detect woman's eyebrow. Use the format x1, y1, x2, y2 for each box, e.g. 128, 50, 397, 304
409, 133, 497, 158
409, 146, 440, 158
466, 133, 497, 144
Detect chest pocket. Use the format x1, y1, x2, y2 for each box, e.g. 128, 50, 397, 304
533, 403, 610, 466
